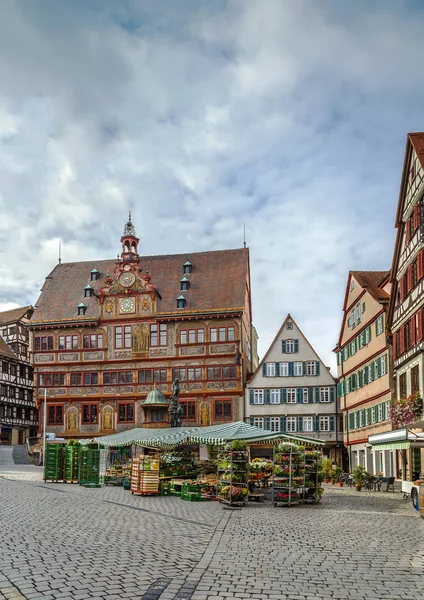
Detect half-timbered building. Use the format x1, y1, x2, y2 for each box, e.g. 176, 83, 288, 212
29, 215, 254, 439
387, 132, 424, 480
0, 306, 37, 444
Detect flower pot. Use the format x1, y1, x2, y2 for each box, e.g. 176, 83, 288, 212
330, 481, 335, 485
337, 482, 343, 487
324, 479, 329, 484
355, 484, 362, 491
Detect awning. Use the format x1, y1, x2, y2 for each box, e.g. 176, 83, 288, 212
372, 441, 410, 451
80, 421, 325, 448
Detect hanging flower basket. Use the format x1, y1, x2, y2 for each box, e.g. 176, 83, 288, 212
389, 393, 423, 429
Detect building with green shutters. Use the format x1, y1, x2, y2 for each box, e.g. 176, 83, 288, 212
245, 314, 342, 465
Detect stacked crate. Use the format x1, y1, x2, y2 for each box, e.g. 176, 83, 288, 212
78, 448, 100, 485
64, 445, 80, 483
44, 443, 65, 482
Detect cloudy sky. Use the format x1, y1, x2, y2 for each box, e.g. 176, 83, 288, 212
1, 0, 424, 372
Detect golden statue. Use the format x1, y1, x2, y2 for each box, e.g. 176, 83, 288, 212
68, 409, 77, 431
201, 404, 211, 427
103, 406, 113, 430
133, 323, 149, 353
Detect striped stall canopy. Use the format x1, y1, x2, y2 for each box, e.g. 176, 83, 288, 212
80, 421, 325, 448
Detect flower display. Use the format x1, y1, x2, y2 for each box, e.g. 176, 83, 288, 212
389, 393, 423, 429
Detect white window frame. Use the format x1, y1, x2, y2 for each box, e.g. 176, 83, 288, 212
365, 328, 370, 345
270, 417, 280, 432
306, 361, 316, 376
254, 389, 264, 404
280, 362, 288, 377
384, 400, 390, 420
355, 303, 361, 325
350, 340, 356, 355
351, 309, 356, 329
270, 389, 280, 404
319, 416, 330, 432
253, 417, 264, 429
286, 417, 297, 432
303, 416, 313, 432
293, 362, 303, 376
287, 388, 296, 403
381, 355, 387, 376
319, 387, 330, 402
343, 347, 349, 361
376, 315, 383, 336
286, 339, 295, 353
266, 362, 276, 377
358, 410, 363, 427
303, 388, 309, 403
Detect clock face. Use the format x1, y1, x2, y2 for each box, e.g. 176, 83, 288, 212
119, 272, 136, 288
119, 298, 135, 313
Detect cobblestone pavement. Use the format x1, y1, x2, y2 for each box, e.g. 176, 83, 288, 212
1, 451, 423, 600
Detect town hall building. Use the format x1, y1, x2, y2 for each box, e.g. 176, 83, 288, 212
29, 215, 255, 439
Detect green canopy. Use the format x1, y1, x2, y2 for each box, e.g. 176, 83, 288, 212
80, 421, 324, 448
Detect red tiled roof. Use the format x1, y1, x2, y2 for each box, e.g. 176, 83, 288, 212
0, 305, 33, 326
0, 337, 18, 360
31, 248, 249, 324
409, 133, 424, 169
350, 271, 390, 302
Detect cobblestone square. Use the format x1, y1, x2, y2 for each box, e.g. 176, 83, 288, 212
1, 450, 423, 600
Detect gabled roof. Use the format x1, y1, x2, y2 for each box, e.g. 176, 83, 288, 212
0, 305, 34, 326
336, 271, 390, 349
248, 313, 336, 383
0, 337, 18, 360
349, 271, 390, 303
31, 248, 249, 324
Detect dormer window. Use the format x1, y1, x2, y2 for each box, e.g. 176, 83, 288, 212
177, 295, 186, 309
180, 277, 190, 291
183, 261, 192, 274
77, 303, 87, 316
84, 285, 93, 298
90, 269, 100, 282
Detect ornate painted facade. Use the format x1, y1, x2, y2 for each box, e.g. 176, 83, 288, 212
29, 216, 254, 438
0, 306, 37, 444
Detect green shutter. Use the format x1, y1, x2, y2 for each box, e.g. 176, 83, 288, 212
368, 325, 372, 342
363, 367, 368, 385
264, 417, 270, 431
316, 362, 320, 376
337, 352, 341, 365
308, 387, 313, 403
288, 362, 294, 376
275, 362, 280, 376
281, 340, 286, 353
315, 387, 320, 403
314, 416, 320, 432
262, 363, 267, 377
370, 363, 374, 382
330, 387, 335, 402
329, 416, 335, 431
297, 416, 303, 432
249, 417, 254, 426
367, 407, 371, 424
337, 382, 342, 397
302, 361, 307, 376
281, 389, 287, 403
375, 360, 380, 378
264, 389, 270, 404
249, 389, 254, 404
280, 416, 286, 431
349, 413, 354, 430
296, 388, 302, 403
294, 339, 299, 353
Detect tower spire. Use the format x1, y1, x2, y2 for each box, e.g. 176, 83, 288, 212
121, 212, 140, 261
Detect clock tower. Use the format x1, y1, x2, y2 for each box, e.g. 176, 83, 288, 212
121, 211, 139, 262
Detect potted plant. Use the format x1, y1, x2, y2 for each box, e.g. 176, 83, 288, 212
352, 465, 368, 491
333, 467, 343, 486
321, 459, 332, 483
